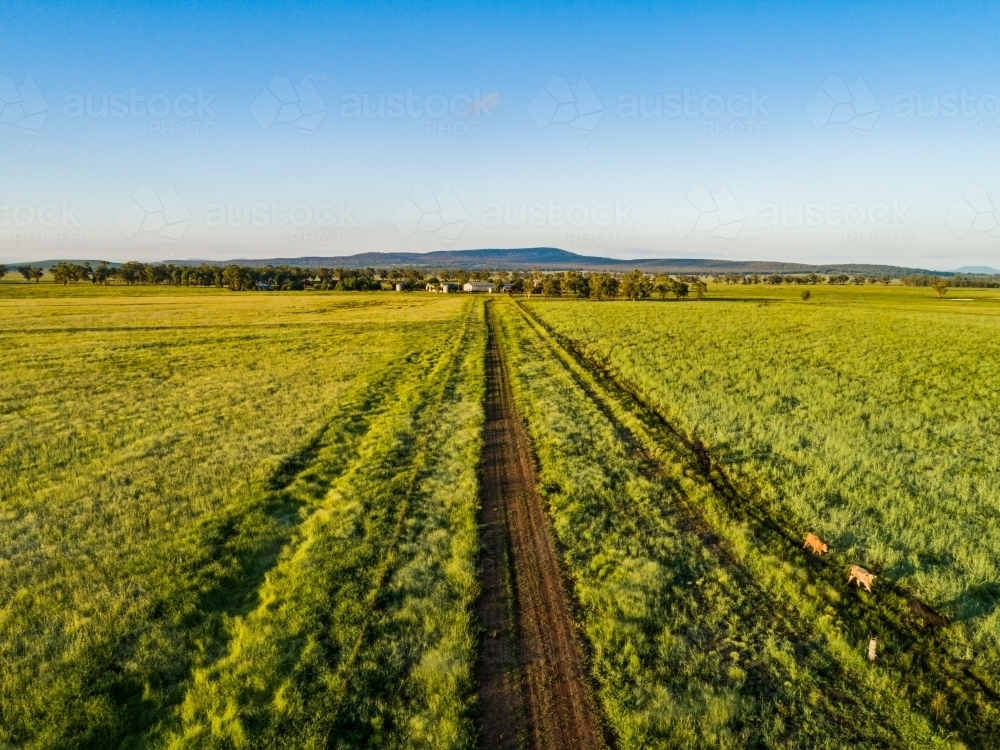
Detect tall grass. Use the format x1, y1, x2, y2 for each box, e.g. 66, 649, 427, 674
0, 289, 478, 748
493, 298, 955, 748
328, 302, 486, 749
169, 303, 486, 749
527, 288, 1000, 681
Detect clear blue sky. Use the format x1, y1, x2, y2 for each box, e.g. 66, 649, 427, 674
2, 1, 1000, 269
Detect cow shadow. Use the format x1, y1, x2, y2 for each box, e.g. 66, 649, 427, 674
945, 581, 1000, 623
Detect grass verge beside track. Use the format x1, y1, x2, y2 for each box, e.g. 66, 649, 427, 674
495, 297, 967, 748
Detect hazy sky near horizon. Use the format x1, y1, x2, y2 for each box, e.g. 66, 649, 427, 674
3, 1, 1000, 270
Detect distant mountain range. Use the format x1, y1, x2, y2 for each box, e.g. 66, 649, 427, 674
10, 249, 996, 277
951, 265, 1000, 274
2, 259, 122, 270
167, 247, 959, 277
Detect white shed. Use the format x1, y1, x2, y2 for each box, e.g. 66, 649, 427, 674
463, 282, 495, 293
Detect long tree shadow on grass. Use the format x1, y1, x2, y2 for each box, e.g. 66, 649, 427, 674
317, 331, 478, 749
69, 365, 420, 750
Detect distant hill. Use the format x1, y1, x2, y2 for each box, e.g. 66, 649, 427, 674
951, 265, 1000, 275
2, 259, 122, 270
168, 248, 947, 277
6, 250, 949, 277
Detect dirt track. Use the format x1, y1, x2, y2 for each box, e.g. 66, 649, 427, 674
476, 303, 604, 750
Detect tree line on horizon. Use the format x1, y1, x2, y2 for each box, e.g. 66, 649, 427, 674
3, 262, 535, 290
3, 261, 998, 294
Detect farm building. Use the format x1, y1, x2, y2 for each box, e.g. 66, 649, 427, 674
395, 282, 407, 291
463, 282, 495, 293
440, 282, 460, 293
255, 282, 274, 291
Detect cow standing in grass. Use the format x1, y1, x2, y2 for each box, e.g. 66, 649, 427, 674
911, 599, 949, 628
848, 565, 876, 593
803, 532, 828, 556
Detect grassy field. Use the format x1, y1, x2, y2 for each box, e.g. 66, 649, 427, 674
523, 285, 1000, 726
3, 280, 1000, 748
493, 296, 970, 748
0, 284, 485, 749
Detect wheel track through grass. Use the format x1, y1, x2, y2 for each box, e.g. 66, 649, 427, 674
478, 301, 606, 750
184, 341, 447, 631
85, 342, 446, 748
163, 315, 469, 748
512, 297, 1000, 745
319, 302, 481, 748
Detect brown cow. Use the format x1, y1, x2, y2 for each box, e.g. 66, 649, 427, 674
803, 532, 828, 556
910, 599, 949, 628
848, 565, 876, 593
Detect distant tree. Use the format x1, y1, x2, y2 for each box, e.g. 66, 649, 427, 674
542, 275, 562, 298
671, 280, 689, 299
524, 268, 540, 297
115, 261, 148, 285
92, 261, 112, 285
653, 275, 672, 299
691, 280, 707, 300
801, 289, 811, 302
932, 279, 949, 298
561, 270, 589, 298
592, 273, 619, 300
0, 264, 6, 279
603, 275, 620, 300
621, 269, 650, 300
765, 274, 783, 285
222, 265, 253, 291
51, 262, 81, 284
591, 273, 609, 300
18, 265, 45, 282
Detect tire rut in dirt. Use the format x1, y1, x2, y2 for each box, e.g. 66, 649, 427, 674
477, 304, 604, 750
